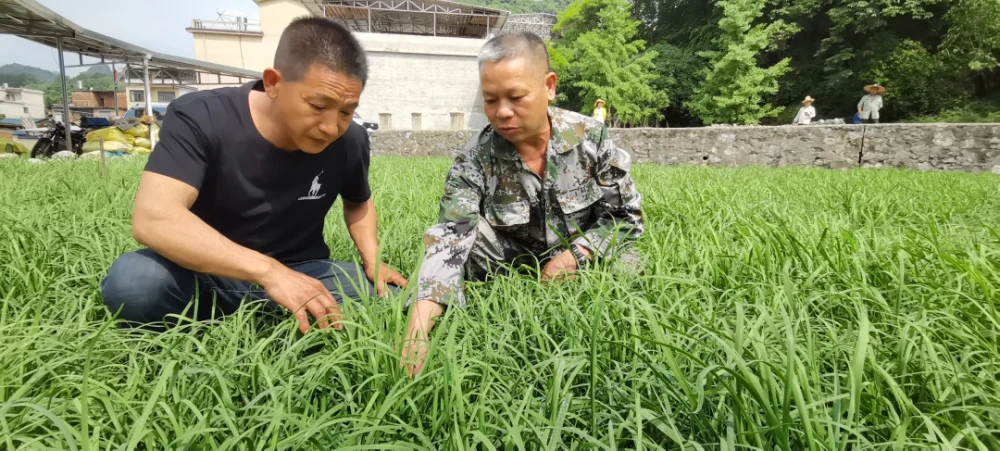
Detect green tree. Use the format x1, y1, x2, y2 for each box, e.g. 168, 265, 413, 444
74, 73, 115, 91
687, 0, 795, 125
457, 0, 574, 14
0, 73, 41, 88
549, 0, 614, 113
941, 0, 1000, 71
633, 0, 720, 49
553, 0, 670, 127
547, 42, 573, 106
17, 73, 115, 110
552, 0, 610, 41
867, 39, 967, 118
647, 42, 705, 126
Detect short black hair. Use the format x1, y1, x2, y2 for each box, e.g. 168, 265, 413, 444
478, 31, 551, 73
274, 17, 368, 84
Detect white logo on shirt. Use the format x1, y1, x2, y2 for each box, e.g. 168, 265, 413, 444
298, 171, 327, 201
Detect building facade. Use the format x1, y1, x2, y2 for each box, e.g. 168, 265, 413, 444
70, 90, 128, 118
121, 84, 197, 108
0, 84, 45, 119
187, 0, 553, 130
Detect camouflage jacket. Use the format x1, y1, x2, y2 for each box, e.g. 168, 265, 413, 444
416, 106, 644, 307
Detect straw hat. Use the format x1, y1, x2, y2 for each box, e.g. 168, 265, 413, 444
802, 96, 816, 104
864, 83, 886, 94
595, 98, 605, 107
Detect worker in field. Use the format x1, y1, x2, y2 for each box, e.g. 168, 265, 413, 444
401, 32, 645, 376
100, 17, 406, 333
592, 99, 607, 124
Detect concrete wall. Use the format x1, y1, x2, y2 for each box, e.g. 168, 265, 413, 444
123, 86, 195, 108
259, 0, 311, 57
369, 129, 479, 157
19, 90, 44, 117
861, 123, 1000, 172
356, 33, 488, 131
191, 32, 266, 73
187, 0, 300, 87
364, 123, 1000, 173
610, 125, 861, 169
188, 0, 490, 130
0, 88, 45, 118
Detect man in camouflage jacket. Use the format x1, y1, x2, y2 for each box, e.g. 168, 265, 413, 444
401, 32, 644, 376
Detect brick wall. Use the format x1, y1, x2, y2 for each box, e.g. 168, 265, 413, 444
71, 91, 128, 110
71, 92, 98, 108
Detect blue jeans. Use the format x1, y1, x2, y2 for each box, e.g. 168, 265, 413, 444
100, 248, 385, 329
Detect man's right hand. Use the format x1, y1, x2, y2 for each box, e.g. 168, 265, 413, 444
259, 263, 342, 333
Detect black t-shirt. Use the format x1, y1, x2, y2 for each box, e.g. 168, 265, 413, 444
145, 80, 371, 265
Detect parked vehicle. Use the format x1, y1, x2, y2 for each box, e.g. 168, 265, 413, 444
353, 112, 378, 132
123, 103, 169, 124
30, 121, 86, 158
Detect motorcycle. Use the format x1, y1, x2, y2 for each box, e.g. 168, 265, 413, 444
30, 121, 86, 158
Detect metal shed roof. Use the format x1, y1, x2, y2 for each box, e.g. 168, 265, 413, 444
323, 0, 508, 38
0, 0, 261, 79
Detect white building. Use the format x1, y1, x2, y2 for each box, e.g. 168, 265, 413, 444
0, 84, 45, 119
186, 0, 555, 130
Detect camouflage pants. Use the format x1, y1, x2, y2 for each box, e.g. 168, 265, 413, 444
463, 217, 642, 281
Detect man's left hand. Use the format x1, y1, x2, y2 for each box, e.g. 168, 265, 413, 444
365, 261, 408, 296
542, 247, 590, 282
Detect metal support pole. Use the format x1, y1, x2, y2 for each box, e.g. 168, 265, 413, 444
111, 62, 118, 117
56, 37, 72, 153
433, 12, 436, 36
142, 56, 152, 117
367, 6, 372, 32
485, 16, 490, 39
142, 56, 156, 150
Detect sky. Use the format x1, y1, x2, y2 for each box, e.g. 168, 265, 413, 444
0, 0, 259, 76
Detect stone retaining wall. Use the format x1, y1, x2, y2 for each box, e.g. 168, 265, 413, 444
368, 123, 1000, 173
861, 124, 1000, 173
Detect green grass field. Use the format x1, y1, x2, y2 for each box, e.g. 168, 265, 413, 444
1, 156, 998, 449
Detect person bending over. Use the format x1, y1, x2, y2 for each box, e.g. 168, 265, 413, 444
402, 32, 644, 376
101, 18, 406, 333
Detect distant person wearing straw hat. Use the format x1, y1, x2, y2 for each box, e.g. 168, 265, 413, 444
792, 96, 817, 125
858, 83, 886, 124
592, 99, 607, 124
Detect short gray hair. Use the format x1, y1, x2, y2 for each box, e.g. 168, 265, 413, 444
477, 32, 551, 72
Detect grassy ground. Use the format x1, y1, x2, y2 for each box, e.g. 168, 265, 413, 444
0, 156, 998, 449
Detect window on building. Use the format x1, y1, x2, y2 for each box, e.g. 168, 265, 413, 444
4, 94, 13, 101
130, 91, 145, 102
157, 91, 176, 102
23, 107, 29, 114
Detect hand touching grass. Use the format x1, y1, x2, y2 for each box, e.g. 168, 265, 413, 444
401, 299, 444, 377
366, 261, 408, 296
259, 263, 342, 333
541, 246, 590, 282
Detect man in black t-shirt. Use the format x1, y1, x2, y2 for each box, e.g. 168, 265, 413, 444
100, 18, 406, 333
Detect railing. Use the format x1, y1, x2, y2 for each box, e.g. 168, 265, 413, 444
188, 19, 261, 33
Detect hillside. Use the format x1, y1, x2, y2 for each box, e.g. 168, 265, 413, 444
0, 62, 114, 106
0, 63, 57, 82
81, 65, 112, 76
